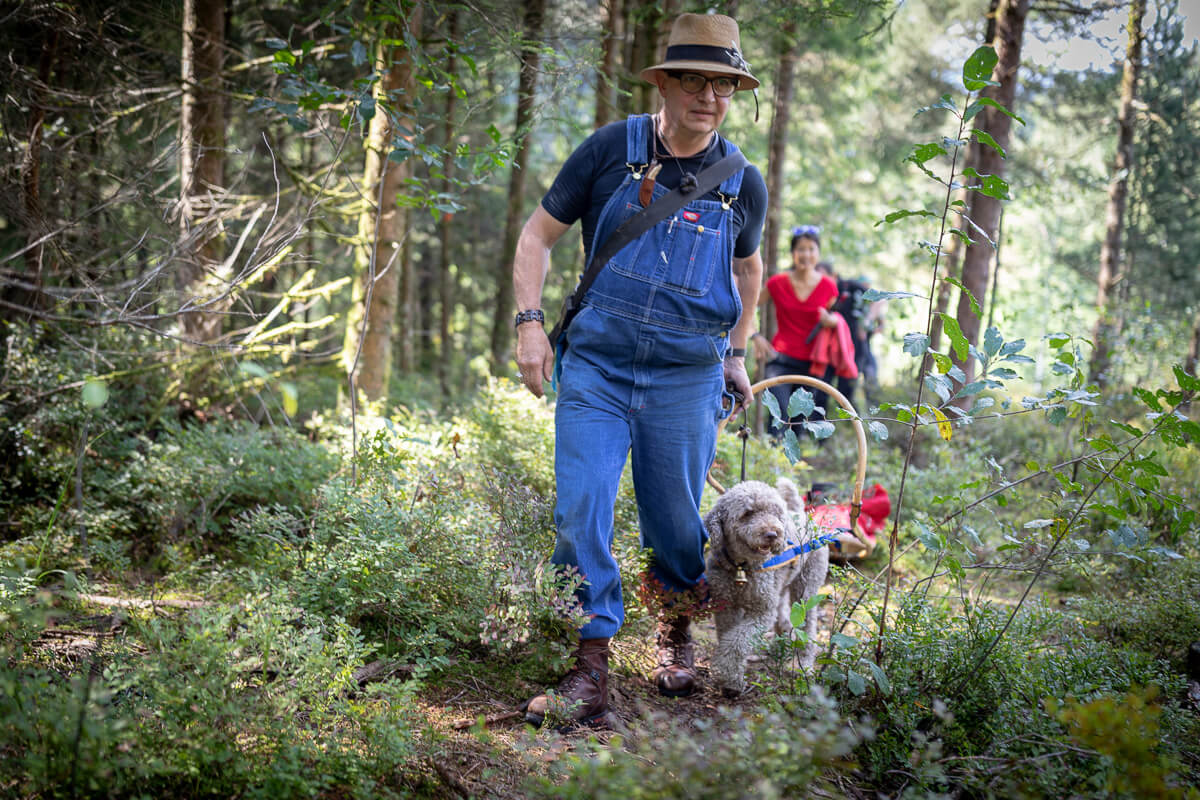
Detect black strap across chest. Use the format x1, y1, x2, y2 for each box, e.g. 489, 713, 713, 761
548, 149, 749, 344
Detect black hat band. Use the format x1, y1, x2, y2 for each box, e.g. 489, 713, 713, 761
663, 44, 750, 73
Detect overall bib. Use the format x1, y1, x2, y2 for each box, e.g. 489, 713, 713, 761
553, 114, 746, 639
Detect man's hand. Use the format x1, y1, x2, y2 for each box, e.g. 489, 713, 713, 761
516, 326, 555, 398
723, 356, 753, 414
751, 333, 775, 363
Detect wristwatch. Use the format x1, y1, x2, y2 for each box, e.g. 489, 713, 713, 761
513, 309, 545, 327
726, 347, 747, 358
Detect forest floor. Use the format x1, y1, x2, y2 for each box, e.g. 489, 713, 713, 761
419, 610, 843, 799
39, 578, 871, 798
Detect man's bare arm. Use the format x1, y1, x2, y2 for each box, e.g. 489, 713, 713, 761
724, 249, 764, 412
513, 205, 571, 397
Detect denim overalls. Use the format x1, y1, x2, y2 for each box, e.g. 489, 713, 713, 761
553, 114, 746, 639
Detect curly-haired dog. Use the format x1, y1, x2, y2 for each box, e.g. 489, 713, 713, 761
704, 477, 830, 696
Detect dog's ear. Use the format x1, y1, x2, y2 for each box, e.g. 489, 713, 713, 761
704, 497, 727, 548
776, 477, 805, 514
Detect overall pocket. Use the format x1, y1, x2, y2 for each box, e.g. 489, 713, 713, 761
609, 202, 723, 297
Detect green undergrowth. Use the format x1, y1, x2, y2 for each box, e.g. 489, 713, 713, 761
1, 371, 1198, 798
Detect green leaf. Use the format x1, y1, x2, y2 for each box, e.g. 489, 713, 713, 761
955, 381, 987, 398
962, 45, 999, 91
782, 428, 802, 463
868, 421, 889, 441
805, 420, 835, 440
82, 379, 109, 409
937, 313, 969, 361
351, 40, 368, 67
864, 289, 923, 302
280, 382, 299, 417
925, 374, 952, 404
877, 209, 937, 226
1174, 365, 1200, 392
944, 276, 981, 317
983, 326, 1003, 358
831, 632, 859, 649
916, 93, 958, 115
908, 142, 948, 166
866, 660, 892, 696
931, 352, 953, 373
239, 361, 269, 379
903, 333, 930, 357
265, 38, 289, 51
790, 594, 827, 628
357, 94, 376, 124
787, 388, 815, 418
846, 671, 867, 696
916, 521, 942, 552
998, 338, 1026, 357
273, 49, 297, 66
966, 96, 1026, 125
966, 170, 1012, 201
971, 128, 1006, 157
1110, 420, 1143, 437
761, 390, 782, 421
486, 124, 502, 144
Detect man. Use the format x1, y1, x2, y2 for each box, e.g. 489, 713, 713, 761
511, 13, 767, 728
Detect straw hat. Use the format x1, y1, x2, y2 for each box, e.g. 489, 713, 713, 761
640, 13, 759, 91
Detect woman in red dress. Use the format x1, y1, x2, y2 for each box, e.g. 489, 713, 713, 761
751, 225, 841, 435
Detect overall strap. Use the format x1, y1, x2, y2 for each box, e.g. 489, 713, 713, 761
626, 114, 653, 173
547, 147, 749, 346
717, 139, 745, 200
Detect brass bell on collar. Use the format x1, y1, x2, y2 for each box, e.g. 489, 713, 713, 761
735, 567, 748, 585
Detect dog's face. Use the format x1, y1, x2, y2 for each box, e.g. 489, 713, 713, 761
708, 481, 795, 566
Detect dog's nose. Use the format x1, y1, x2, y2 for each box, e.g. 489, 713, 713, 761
763, 529, 780, 542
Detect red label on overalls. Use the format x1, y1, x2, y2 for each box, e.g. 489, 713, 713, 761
682, 210, 700, 223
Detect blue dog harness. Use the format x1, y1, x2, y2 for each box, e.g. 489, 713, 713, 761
760, 531, 841, 571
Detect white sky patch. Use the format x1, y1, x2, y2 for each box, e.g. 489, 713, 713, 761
1025, 1, 1200, 73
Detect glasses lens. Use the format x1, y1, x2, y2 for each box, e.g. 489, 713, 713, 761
713, 77, 738, 97
678, 73, 705, 93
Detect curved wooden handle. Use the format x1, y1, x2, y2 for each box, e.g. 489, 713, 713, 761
709, 374, 868, 537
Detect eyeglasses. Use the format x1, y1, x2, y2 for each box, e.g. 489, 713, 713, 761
666, 71, 739, 98
792, 225, 821, 236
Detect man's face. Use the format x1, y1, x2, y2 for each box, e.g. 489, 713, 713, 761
657, 70, 733, 139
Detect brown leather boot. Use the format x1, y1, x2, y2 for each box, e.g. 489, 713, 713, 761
652, 616, 696, 697
523, 638, 610, 729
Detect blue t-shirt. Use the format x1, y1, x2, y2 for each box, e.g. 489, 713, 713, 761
541, 118, 767, 263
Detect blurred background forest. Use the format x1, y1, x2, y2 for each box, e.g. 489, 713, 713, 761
2, 0, 1200, 797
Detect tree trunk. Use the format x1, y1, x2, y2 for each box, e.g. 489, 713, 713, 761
1089, 0, 1145, 387
489, 0, 546, 372
398, 211, 416, 372
1187, 310, 1200, 380
9, 27, 58, 319
595, 0, 623, 129
438, 11, 460, 395
178, 0, 226, 343
761, 20, 799, 343
628, 0, 666, 115
928, 188, 968, 362
952, 0, 1030, 394
342, 6, 422, 402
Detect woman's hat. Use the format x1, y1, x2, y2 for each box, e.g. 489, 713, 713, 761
640, 13, 759, 91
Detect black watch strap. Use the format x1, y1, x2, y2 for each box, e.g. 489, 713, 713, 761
726, 347, 746, 358
514, 309, 545, 327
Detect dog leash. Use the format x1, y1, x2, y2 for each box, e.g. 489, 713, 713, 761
731, 389, 750, 484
